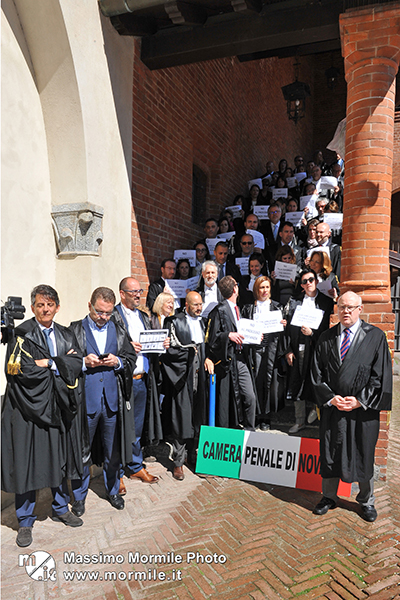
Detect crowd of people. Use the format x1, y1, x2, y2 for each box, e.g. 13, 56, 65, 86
2, 151, 392, 548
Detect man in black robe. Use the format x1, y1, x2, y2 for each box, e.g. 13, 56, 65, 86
205, 276, 257, 430
311, 291, 392, 522
2, 284, 89, 547
162, 292, 213, 480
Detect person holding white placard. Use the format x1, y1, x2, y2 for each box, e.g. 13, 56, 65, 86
309, 251, 339, 300
240, 253, 267, 308
315, 222, 341, 280
284, 268, 333, 434
205, 276, 257, 430
146, 258, 178, 312
242, 276, 286, 431
271, 245, 298, 306
193, 241, 210, 277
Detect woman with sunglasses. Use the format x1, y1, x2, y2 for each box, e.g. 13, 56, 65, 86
284, 267, 333, 433
242, 276, 286, 431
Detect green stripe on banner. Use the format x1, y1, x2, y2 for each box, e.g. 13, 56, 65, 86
196, 426, 245, 479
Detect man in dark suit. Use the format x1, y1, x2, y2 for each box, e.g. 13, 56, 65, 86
205, 276, 257, 430
2, 284, 88, 547
70, 287, 136, 513
311, 292, 392, 522
213, 241, 242, 282
162, 292, 213, 480
115, 277, 164, 487
262, 203, 283, 259
146, 258, 177, 312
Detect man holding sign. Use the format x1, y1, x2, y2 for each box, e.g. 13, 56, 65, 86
205, 276, 257, 430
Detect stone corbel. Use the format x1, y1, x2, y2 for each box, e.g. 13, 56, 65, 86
51, 202, 104, 258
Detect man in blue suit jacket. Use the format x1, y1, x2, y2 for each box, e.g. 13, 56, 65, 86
70, 287, 136, 513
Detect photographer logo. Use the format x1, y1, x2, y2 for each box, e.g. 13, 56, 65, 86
19, 551, 57, 581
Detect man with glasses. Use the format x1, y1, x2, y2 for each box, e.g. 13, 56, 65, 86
262, 203, 283, 259
311, 291, 392, 522
70, 287, 136, 513
115, 277, 166, 486
285, 268, 333, 433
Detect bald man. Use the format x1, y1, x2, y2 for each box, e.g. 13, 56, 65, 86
114, 277, 168, 487
162, 292, 213, 480
311, 292, 392, 522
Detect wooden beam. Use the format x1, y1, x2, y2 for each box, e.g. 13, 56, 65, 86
231, 0, 262, 14
110, 13, 158, 36
238, 39, 342, 62
164, 1, 208, 26
141, 1, 341, 69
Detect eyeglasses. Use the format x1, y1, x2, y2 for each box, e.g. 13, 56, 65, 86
92, 307, 113, 318
269, 210, 281, 215
338, 305, 361, 313
241, 241, 253, 245
301, 277, 315, 285
123, 289, 144, 295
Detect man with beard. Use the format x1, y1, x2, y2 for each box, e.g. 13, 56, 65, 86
205, 276, 257, 430
311, 292, 392, 522
162, 292, 213, 480
197, 260, 223, 318
2, 285, 89, 547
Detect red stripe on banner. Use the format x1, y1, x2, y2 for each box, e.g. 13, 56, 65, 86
296, 438, 351, 497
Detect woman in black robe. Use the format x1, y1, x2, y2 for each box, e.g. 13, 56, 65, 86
242, 276, 286, 431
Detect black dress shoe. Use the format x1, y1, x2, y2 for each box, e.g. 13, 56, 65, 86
71, 500, 85, 517
260, 422, 270, 431
16, 526, 33, 547
52, 510, 83, 527
313, 497, 337, 515
106, 494, 125, 510
361, 505, 377, 522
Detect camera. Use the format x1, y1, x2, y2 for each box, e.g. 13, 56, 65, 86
1, 296, 26, 344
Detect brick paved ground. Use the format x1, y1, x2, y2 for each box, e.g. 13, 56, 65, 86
2, 379, 399, 600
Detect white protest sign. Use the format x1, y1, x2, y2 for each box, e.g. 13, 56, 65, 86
256, 310, 284, 334
205, 238, 219, 254
319, 176, 338, 191
237, 319, 263, 345
324, 213, 343, 230
248, 178, 262, 190
317, 278, 333, 297
294, 172, 307, 183
225, 205, 242, 219
165, 278, 197, 298
174, 249, 196, 267
217, 231, 235, 241
286, 177, 298, 189
139, 329, 168, 354
300, 194, 316, 211
272, 188, 288, 200
235, 257, 250, 276
253, 205, 270, 220
291, 305, 324, 329
285, 211, 304, 228
274, 261, 297, 282
246, 229, 265, 250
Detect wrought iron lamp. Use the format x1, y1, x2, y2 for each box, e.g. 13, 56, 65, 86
281, 61, 311, 125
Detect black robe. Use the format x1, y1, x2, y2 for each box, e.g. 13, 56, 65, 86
1, 318, 90, 494
284, 291, 333, 401
242, 300, 286, 416
161, 312, 207, 440
205, 300, 256, 428
113, 305, 163, 446
69, 319, 136, 468
311, 321, 392, 482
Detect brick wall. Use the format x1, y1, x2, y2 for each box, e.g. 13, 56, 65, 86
394, 111, 400, 194
131, 41, 315, 284
312, 51, 347, 166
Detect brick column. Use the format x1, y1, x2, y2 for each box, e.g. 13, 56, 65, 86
340, 4, 400, 479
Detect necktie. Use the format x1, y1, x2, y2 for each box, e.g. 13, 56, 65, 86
43, 328, 55, 356
340, 328, 350, 361
235, 305, 240, 321
273, 223, 279, 240
218, 264, 224, 281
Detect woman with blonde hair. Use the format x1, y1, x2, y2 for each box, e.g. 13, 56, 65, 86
151, 292, 175, 329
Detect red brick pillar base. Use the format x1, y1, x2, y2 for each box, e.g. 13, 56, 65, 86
340, 4, 400, 479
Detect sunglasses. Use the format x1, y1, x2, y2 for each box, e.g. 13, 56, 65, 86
301, 277, 315, 285
241, 241, 253, 245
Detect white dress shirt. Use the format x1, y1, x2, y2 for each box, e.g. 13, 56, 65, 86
186, 314, 204, 344
120, 304, 149, 375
